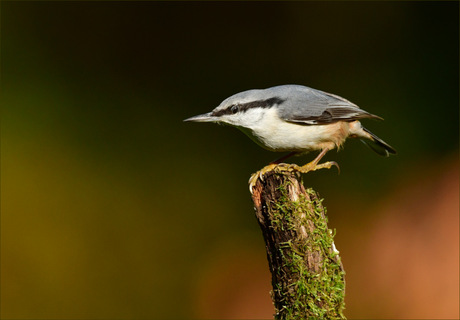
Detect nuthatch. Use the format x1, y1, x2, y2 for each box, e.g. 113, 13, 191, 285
184, 84, 396, 191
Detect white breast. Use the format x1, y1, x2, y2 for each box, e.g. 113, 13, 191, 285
237, 108, 352, 152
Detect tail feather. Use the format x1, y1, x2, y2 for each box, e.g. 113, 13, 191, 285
360, 127, 397, 157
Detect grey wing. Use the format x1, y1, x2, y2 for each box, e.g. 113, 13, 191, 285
278, 87, 382, 125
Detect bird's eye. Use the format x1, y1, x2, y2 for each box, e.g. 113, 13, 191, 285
231, 105, 239, 114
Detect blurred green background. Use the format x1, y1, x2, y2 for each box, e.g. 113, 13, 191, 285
2, 2, 458, 319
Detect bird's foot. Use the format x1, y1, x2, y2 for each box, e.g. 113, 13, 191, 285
297, 160, 340, 174
249, 161, 340, 193
249, 163, 278, 193
249, 163, 292, 193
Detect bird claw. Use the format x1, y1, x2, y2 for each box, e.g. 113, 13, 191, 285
249, 163, 278, 193
249, 161, 340, 193
298, 161, 340, 174
248, 163, 301, 193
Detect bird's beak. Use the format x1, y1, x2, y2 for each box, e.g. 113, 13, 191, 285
183, 112, 218, 123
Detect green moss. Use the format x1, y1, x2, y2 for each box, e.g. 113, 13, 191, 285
270, 178, 346, 320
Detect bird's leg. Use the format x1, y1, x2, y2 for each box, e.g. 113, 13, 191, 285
292, 148, 340, 174
249, 149, 339, 193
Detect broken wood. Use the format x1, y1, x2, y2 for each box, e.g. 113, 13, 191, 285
251, 170, 346, 319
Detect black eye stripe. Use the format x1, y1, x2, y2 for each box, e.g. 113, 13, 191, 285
212, 97, 285, 117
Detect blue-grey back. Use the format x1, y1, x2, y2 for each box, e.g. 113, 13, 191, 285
270, 85, 378, 124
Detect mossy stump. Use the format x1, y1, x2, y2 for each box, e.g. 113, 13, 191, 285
251, 170, 346, 320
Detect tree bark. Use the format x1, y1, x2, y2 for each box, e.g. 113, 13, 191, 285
251, 170, 346, 319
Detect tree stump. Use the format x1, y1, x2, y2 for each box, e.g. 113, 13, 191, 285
251, 170, 346, 319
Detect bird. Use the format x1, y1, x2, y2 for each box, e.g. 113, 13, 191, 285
184, 84, 396, 191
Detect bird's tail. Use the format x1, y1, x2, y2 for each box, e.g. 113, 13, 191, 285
360, 127, 397, 157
